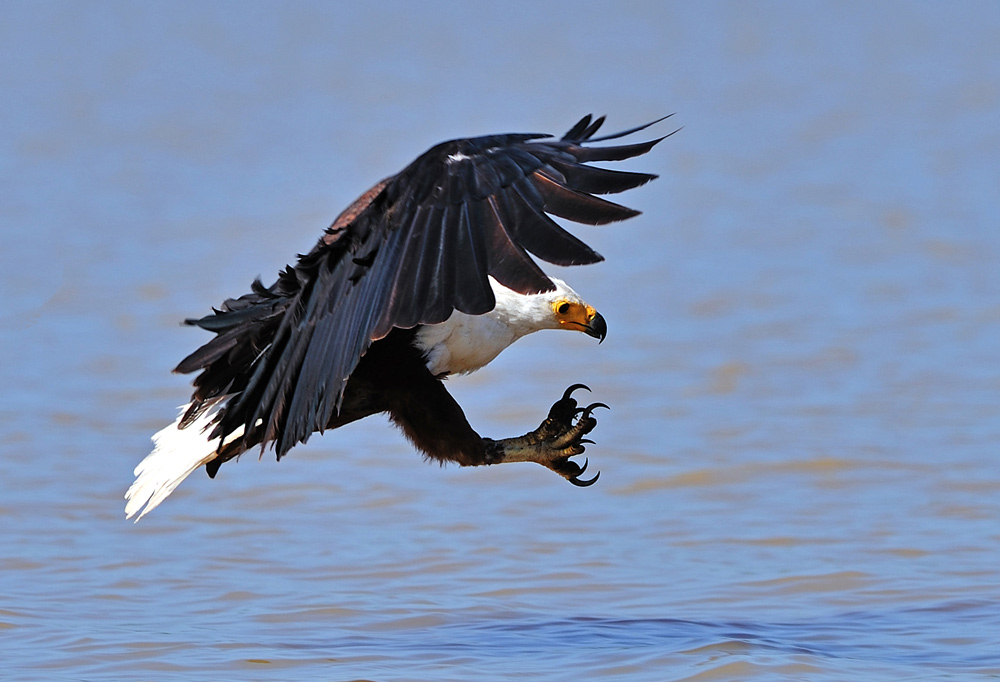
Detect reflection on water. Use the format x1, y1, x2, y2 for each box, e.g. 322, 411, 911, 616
3, 2, 1000, 680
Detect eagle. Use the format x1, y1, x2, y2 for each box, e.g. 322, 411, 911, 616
125, 114, 670, 520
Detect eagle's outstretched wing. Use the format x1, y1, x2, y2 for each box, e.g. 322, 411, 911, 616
175, 115, 672, 458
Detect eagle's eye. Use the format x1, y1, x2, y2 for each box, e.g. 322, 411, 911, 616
556, 302, 571, 316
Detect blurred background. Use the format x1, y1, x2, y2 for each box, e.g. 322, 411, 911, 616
2, 2, 999, 680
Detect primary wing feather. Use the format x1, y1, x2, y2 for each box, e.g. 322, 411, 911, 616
176, 115, 667, 459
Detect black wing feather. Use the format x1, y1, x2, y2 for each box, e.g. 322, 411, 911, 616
506, 180, 603, 266
177, 115, 667, 459
543, 161, 658, 195
448, 201, 494, 313
531, 173, 640, 225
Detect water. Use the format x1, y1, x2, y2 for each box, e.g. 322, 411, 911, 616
3, 2, 1000, 680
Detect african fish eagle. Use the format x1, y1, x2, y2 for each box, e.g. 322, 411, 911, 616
125, 114, 670, 520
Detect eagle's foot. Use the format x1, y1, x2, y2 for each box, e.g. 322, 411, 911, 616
486, 384, 606, 486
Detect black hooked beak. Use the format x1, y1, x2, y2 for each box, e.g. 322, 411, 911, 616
584, 311, 607, 344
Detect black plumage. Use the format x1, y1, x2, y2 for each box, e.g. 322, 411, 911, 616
174, 115, 671, 473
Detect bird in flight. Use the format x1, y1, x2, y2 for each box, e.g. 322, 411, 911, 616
126, 114, 671, 520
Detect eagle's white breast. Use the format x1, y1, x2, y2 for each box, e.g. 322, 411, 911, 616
414, 276, 579, 376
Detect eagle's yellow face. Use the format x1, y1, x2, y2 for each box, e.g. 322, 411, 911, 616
552, 298, 607, 342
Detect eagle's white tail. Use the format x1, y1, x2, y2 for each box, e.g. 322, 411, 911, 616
125, 398, 242, 521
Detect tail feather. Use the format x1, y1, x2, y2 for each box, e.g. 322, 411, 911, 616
125, 398, 242, 521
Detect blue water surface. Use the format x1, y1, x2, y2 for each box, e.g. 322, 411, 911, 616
2, 2, 999, 680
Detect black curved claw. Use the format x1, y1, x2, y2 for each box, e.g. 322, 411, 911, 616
562, 384, 591, 401
579, 438, 596, 446
569, 470, 601, 487
580, 402, 610, 419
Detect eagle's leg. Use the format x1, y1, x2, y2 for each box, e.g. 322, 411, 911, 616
384, 367, 604, 486
484, 384, 606, 487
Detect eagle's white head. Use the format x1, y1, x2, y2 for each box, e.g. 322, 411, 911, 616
415, 276, 606, 377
